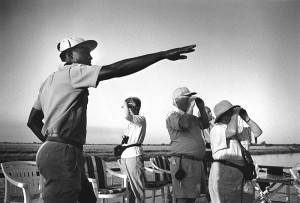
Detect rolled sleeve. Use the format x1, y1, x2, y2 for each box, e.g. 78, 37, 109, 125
70, 65, 102, 88
132, 115, 146, 126
33, 82, 46, 111
166, 112, 181, 131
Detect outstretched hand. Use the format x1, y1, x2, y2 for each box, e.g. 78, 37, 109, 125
165, 45, 196, 61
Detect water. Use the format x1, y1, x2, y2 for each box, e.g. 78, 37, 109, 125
252, 153, 300, 168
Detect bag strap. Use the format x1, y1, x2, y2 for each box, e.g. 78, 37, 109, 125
234, 134, 243, 147
179, 155, 183, 168
234, 134, 249, 153
214, 159, 243, 172
123, 143, 142, 150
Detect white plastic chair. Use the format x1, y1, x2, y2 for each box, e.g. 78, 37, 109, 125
1, 161, 45, 203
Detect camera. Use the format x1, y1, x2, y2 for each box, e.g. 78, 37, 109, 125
122, 135, 129, 144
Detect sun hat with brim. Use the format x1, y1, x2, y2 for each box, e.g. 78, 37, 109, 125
172, 87, 197, 100
213, 100, 240, 123
57, 37, 97, 57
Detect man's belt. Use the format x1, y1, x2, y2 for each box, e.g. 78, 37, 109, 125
46, 137, 83, 151
171, 153, 202, 161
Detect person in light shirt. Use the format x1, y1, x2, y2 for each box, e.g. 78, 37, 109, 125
120, 97, 146, 203
209, 100, 262, 203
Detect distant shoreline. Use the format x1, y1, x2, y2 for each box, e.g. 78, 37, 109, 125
1, 142, 300, 159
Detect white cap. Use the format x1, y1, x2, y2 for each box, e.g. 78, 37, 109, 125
172, 87, 197, 100
57, 37, 97, 57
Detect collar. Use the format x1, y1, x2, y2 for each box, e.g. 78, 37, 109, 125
58, 63, 78, 70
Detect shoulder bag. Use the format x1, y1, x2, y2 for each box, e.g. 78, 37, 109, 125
214, 135, 257, 181
234, 135, 257, 181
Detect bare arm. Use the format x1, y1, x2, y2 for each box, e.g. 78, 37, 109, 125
27, 108, 46, 143
239, 108, 263, 137
97, 45, 196, 82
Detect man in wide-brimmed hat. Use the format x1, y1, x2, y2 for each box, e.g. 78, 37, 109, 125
208, 100, 262, 203
166, 87, 210, 203
27, 37, 196, 203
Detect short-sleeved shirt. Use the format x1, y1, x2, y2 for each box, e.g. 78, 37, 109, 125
210, 124, 252, 165
166, 108, 206, 160
33, 63, 102, 145
121, 115, 146, 158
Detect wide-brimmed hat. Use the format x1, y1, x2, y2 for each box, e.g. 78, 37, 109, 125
172, 87, 197, 100
57, 37, 97, 57
213, 100, 240, 123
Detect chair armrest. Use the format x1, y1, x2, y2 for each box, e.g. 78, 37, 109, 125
158, 168, 172, 174
290, 169, 297, 179
150, 158, 172, 174
88, 178, 98, 196
88, 177, 97, 184
145, 166, 164, 175
106, 168, 128, 188
107, 168, 127, 179
289, 169, 300, 184
3, 174, 28, 189
150, 159, 160, 170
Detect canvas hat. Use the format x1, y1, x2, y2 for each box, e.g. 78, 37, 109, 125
213, 100, 240, 123
172, 87, 197, 100
57, 37, 97, 57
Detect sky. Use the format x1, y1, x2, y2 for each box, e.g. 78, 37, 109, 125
0, 0, 299, 144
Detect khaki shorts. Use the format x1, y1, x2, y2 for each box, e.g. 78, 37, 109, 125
170, 156, 206, 198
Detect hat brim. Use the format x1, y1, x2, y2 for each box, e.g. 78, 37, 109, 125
214, 105, 240, 123
74, 40, 98, 51
60, 40, 98, 57
183, 92, 197, 97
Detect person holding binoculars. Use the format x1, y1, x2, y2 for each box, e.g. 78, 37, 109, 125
209, 100, 262, 203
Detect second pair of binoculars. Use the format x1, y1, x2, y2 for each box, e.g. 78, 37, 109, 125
232, 106, 248, 118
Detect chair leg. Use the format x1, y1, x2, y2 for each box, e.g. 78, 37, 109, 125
172, 189, 176, 203
286, 185, 290, 203
161, 188, 165, 203
22, 188, 31, 203
165, 186, 170, 203
4, 179, 9, 203
152, 190, 156, 203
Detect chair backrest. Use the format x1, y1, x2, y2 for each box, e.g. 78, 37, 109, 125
1, 161, 44, 196
84, 155, 107, 189
152, 156, 172, 181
